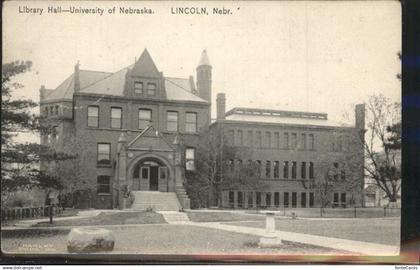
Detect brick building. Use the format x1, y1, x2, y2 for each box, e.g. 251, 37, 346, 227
40, 49, 365, 209
213, 94, 365, 208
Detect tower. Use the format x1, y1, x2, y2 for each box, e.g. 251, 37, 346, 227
196, 49, 212, 103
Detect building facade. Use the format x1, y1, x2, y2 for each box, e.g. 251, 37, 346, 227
40, 49, 365, 209
212, 94, 365, 209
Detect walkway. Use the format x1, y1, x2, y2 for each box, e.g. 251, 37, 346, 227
189, 221, 399, 256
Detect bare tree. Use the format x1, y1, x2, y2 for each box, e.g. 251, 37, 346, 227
362, 94, 401, 205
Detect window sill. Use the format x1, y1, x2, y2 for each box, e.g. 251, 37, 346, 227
97, 193, 111, 196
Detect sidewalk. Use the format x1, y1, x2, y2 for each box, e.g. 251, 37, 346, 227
190, 221, 399, 256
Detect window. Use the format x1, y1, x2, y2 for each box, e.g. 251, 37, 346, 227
266, 193, 271, 207
301, 162, 306, 179
292, 192, 297, 208
247, 131, 253, 145
256, 160, 261, 177
333, 162, 339, 181
283, 161, 289, 179
44, 107, 49, 117
291, 133, 297, 149
265, 161, 271, 178
256, 192, 261, 207
139, 109, 152, 129
228, 191, 234, 208
309, 162, 314, 179
235, 159, 243, 171
340, 193, 347, 208
97, 143, 111, 165
274, 132, 280, 148
284, 192, 289, 208
309, 192, 315, 207
159, 167, 167, 180
274, 192, 280, 207
284, 133, 289, 148
292, 161, 297, 179
147, 83, 156, 95
237, 130, 243, 146
301, 192, 307, 208
256, 131, 262, 148
111, 107, 122, 129
309, 134, 314, 150
87, 106, 99, 127
228, 130, 235, 145
265, 132, 271, 148
238, 191, 243, 208
333, 193, 339, 207
167, 111, 178, 132
134, 82, 143, 94
301, 134, 306, 149
186, 112, 197, 133
227, 159, 234, 172
55, 105, 59, 115
273, 161, 280, 178
247, 192, 253, 208
51, 126, 59, 142
97, 176, 111, 194
50, 106, 54, 116
186, 148, 195, 170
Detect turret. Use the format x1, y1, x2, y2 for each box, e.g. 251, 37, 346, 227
196, 50, 212, 103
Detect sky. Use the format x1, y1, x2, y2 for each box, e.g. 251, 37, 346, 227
3, 1, 401, 142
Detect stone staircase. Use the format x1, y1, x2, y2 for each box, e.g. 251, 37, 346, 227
158, 211, 190, 224
131, 191, 182, 211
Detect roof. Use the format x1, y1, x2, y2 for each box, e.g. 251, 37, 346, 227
198, 49, 211, 66
44, 70, 111, 101
224, 107, 352, 128
45, 68, 207, 103
131, 49, 161, 78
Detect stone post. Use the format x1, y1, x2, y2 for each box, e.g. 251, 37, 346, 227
259, 212, 282, 248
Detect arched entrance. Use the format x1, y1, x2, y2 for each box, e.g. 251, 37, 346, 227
132, 157, 169, 191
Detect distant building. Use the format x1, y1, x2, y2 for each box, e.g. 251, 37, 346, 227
40, 49, 365, 209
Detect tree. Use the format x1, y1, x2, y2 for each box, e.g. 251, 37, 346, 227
362, 94, 401, 204
185, 126, 262, 208
1, 61, 70, 207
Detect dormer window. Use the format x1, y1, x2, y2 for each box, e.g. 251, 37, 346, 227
134, 82, 143, 94
147, 83, 156, 96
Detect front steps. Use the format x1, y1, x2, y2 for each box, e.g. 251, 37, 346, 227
131, 191, 181, 211
159, 211, 190, 224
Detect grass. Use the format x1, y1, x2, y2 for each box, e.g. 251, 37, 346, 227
224, 217, 400, 246
1, 224, 352, 255
34, 211, 166, 227
187, 211, 266, 223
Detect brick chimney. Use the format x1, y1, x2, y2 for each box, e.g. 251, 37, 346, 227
355, 103, 365, 130
74, 61, 80, 92
216, 93, 226, 120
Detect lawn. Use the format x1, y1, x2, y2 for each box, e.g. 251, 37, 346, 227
34, 211, 166, 227
224, 217, 400, 246
1, 224, 352, 255
187, 211, 265, 222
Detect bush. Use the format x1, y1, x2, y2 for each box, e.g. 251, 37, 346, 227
5, 187, 46, 208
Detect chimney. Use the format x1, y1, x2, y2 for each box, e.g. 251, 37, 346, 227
355, 103, 365, 130
39, 85, 47, 100
216, 93, 226, 120
74, 61, 80, 92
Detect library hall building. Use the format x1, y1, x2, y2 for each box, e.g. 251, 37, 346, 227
40, 49, 365, 210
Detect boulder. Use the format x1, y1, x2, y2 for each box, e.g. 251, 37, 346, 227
67, 227, 115, 253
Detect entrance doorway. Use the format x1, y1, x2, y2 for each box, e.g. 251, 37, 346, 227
133, 158, 168, 191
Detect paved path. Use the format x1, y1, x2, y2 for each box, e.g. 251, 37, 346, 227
189, 221, 399, 256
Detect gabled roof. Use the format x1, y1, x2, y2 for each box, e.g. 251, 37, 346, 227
127, 125, 174, 151
131, 49, 161, 78
44, 70, 111, 101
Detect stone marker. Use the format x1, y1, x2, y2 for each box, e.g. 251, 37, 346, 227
67, 227, 115, 253
258, 212, 283, 248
